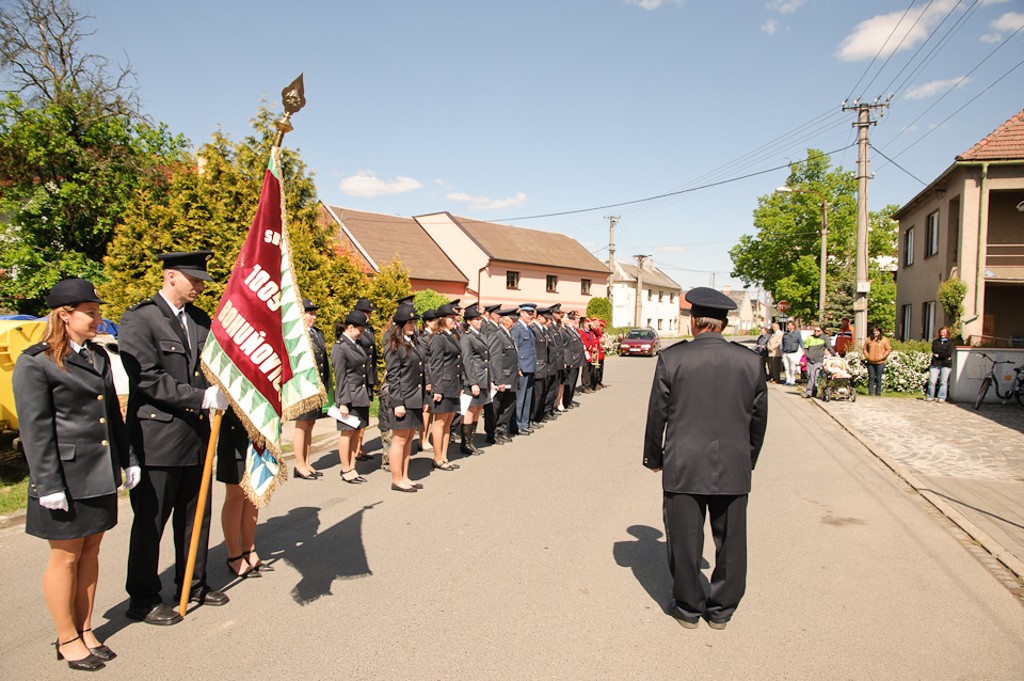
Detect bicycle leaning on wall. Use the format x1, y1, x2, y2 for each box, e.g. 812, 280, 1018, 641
973, 352, 1024, 410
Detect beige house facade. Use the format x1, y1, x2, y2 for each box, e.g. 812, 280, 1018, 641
610, 259, 682, 332
894, 109, 1024, 346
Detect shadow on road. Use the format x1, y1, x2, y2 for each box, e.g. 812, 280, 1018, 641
613, 525, 711, 607
259, 503, 379, 605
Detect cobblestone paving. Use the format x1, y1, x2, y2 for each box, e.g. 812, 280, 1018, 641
817, 395, 1024, 481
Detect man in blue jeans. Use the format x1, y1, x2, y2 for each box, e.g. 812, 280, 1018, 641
510, 305, 537, 435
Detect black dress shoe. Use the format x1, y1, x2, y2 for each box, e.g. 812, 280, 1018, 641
311, 470, 324, 477
517, 428, 533, 436
293, 468, 318, 480
126, 601, 182, 626
391, 483, 417, 493
180, 587, 229, 606
341, 471, 368, 484
666, 601, 699, 629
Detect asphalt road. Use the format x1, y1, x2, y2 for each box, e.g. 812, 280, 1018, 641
1, 352, 1022, 680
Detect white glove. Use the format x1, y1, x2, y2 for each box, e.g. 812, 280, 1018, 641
203, 387, 229, 411
123, 466, 142, 490
39, 491, 69, 512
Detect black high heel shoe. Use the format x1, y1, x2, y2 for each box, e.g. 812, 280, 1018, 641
80, 628, 116, 661
242, 550, 274, 572
226, 554, 261, 579
54, 635, 105, 672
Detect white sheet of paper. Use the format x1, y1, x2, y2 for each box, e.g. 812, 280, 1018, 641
327, 405, 361, 428
489, 386, 498, 399
459, 392, 473, 415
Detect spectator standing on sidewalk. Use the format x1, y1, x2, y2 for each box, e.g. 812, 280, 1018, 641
926, 326, 953, 403
803, 325, 834, 399
781, 321, 803, 386
833, 318, 854, 357
862, 326, 892, 396
755, 327, 771, 379
766, 322, 783, 383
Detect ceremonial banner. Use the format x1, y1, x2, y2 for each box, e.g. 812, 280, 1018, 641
201, 148, 325, 506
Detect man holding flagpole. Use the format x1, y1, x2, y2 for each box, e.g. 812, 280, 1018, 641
120, 251, 230, 626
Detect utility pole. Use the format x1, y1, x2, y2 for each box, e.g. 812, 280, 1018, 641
605, 215, 618, 306
843, 98, 889, 350
634, 254, 649, 327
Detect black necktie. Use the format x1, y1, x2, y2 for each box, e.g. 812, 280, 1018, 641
177, 310, 190, 348
79, 346, 94, 366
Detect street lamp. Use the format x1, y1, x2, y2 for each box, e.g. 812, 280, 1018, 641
776, 186, 828, 326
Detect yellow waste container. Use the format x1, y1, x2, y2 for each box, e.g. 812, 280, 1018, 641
0, 320, 47, 431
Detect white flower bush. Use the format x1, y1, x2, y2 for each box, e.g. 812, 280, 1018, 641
845, 350, 930, 394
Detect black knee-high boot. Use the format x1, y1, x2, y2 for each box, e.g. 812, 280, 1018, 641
460, 422, 480, 454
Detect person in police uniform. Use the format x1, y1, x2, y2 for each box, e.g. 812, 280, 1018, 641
643, 287, 768, 630
352, 298, 377, 461
119, 251, 230, 626
487, 308, 519, 444
458, 303, 493, 455
332, 311, 372, 484
529, 307, 552, 426
13, 278, 139, 670
479, 303, 502, 443
383, 304, 426, 492
561, 311, 586, 409
544, 304, 566, 418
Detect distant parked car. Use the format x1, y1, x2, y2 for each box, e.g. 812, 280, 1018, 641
619, 328, 660, 357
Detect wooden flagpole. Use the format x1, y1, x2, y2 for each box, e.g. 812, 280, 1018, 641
178, 408, 224, 617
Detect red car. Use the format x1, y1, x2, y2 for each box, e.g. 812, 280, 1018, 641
619, 328, 660, 357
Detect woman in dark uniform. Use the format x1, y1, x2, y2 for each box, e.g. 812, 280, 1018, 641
331, 311, 371, 483
13, 278, 139, 672
384, 306, 426, 492
418, 309, 440, 452
218, 408, 272, 579
291, 299, 330, 480
459, 304, 493, 455
426, 303, 463, 471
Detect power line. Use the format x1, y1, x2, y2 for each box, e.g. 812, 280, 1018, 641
847, 0, 921, 102
495, 146, 854, 222
870, 144, 928, 185
888, 0, 982, 101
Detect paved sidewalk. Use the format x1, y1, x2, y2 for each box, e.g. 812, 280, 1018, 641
809, 386, 1024, 583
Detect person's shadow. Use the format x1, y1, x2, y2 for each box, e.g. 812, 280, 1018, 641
259, 503, 378, 605
613, 525, 709, 607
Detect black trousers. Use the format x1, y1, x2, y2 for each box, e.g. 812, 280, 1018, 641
531, 375, 549, 422
493, 389, 517, 437
581, 362, 593, 390
543, 369, 562, 414
563, 367, 580, 407
483, 401, 496, 437
127, 463, 212, 607
663, 492, 748, 624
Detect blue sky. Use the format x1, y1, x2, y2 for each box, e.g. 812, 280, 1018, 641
68, 0, 1024, 290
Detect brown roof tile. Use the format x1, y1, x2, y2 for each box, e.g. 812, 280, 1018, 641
322, 205, 468, 284
957, 109, 1024, 161
443, 215, 611, 274
613, 261, 681, 290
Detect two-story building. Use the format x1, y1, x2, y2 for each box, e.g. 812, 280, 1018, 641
609, 259, 682, 332
894, 109, 1024, 345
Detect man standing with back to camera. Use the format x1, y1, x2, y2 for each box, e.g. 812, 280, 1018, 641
643, 287, 767, 630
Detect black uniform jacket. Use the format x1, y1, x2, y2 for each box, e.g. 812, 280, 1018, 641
548, 323, 566, 371
426, 330, 463, 399
565, 327, 586, 369
309, 325, 332, 395
13, 342, 135, 499
331, 336, 371, 408
384, 337, 426, 410
460, 328, 492, 391
488, 324, 519, 387
531, 322, 551, 380
119, 295, 211, 467
356, 325, 377, 387
643, 333, 768, 495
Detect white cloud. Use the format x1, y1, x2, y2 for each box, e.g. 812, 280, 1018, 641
836, 0, 961, 62
447, 191, 528, 211
982, 11, 1024, 42
767, 0, 805, 14
625, 0, 683, 10
904, 76, 969, 100
339, 170, 423, 197
761, 19, 778, 34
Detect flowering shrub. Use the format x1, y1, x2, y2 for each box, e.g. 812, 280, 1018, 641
845, 350, 930, 394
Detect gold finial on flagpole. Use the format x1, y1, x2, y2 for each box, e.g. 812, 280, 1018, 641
273, 73, 306, 148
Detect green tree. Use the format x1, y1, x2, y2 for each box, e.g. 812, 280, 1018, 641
366, 257, 413, 382
730, 149, 898, 329
0, 0, 187, 313
101, 107, 368, 342
412, 289, 452, 315
586, 297, 612, 323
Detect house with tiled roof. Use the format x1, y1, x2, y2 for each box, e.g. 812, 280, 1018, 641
414, 212, 610, 313
610, 259, 682, 331
893, 109, 1024, 346
318, 204, 468, 297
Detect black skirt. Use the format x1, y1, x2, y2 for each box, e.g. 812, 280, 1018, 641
25, 493, 117, 540
294, 407, 325, 421
390, 406, 423, 430
216, 447, 246, 485
431, 395, 460, 415
336, 405, 370, 431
